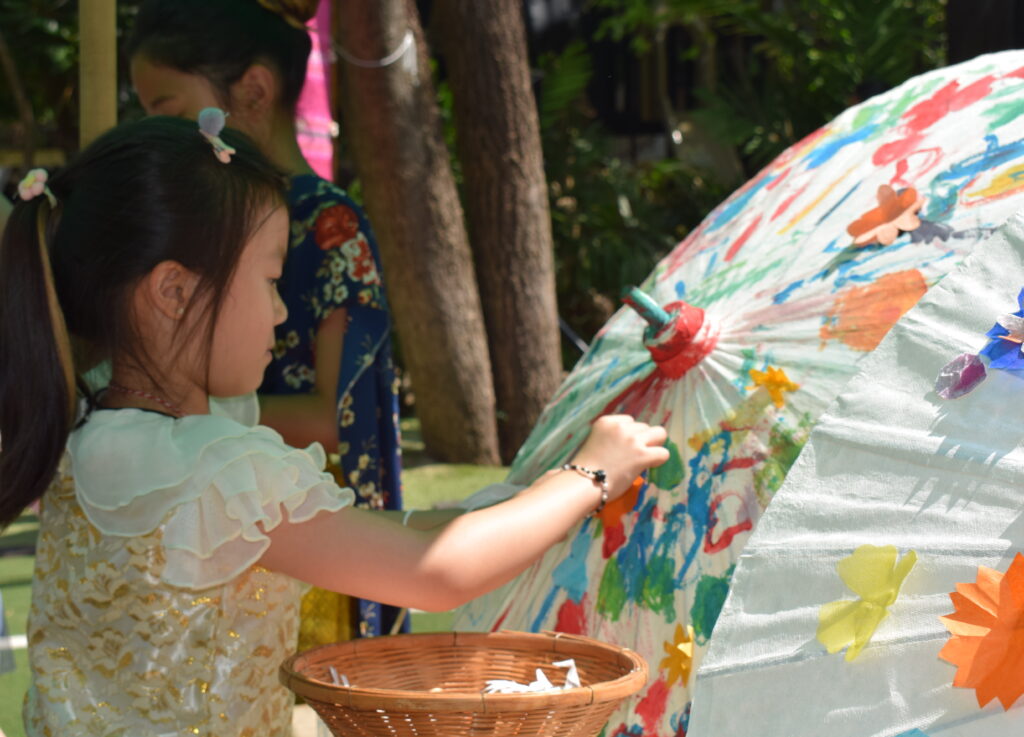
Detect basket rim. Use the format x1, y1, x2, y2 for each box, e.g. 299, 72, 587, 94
279, 630, 648, 713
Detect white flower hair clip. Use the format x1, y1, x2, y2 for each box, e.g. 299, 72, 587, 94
17, 168, 57, 208
197, 107, 236, 164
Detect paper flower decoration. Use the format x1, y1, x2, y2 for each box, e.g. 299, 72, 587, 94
197, 107, 236, 164
935, 286, 1024, 399
816, 544, 917, 661
980, 288, 1024, 372
660, 623, 696, 688
846, 184, 925, 246
939, 553, 1024, 709
748, 366, 800, 408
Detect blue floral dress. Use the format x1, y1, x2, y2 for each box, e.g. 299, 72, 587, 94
259, 174, 403, 637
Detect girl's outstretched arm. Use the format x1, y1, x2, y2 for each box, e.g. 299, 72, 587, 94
259, 416, 669, 611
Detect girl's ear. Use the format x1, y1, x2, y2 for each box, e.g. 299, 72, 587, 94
231, 63, 279, 119
143, 260, 200, 322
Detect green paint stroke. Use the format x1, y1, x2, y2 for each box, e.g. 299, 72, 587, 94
753, 420, 808, 506
985, 99, 1024, 131
690, 565, 736, 645
688, 257, 787, 306
597, 557, 627, 621
641, 554, 677, 620
649, 439, 684, 490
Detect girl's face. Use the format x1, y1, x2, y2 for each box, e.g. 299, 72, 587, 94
131, 55, 225, 121
206, 206, 289, 397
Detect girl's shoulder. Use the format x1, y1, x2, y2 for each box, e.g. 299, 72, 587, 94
67, 402, 354, 588
288, 174, 364, 220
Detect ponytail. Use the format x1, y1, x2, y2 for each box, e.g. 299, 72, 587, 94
0, 196, 76, 528
0, 117, 286, 530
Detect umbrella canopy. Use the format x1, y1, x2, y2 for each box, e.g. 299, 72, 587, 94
688, 210, 1024, 737
456, 50, 1024, 737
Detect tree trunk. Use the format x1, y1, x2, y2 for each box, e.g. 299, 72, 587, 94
434, 0, 563, 463
333, 0, 500, 464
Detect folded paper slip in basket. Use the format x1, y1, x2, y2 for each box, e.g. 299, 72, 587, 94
279, 630, 646, 737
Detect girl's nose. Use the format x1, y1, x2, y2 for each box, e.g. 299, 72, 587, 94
273, 288, 288, 326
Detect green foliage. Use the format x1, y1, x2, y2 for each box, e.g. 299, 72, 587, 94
539, 42, 727, 345
592, 0, 947, 174
0, 0, 142, 160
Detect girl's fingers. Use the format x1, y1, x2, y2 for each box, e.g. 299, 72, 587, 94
641, 424, 668, 446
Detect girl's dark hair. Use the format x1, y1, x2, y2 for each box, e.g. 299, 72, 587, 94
0, 116, 286, 528
127, 0, 315, 113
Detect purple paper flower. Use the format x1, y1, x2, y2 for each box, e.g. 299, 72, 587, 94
980, 288, 1024, 371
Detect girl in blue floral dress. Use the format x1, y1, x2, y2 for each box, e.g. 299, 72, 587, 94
128, 0, 404, 637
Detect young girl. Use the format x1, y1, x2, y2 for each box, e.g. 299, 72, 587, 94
127, 0, 405, 641
0, 118, 668, 737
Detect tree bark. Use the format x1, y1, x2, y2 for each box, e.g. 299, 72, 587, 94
333, 0, 500, 464
434, 0, 563, 463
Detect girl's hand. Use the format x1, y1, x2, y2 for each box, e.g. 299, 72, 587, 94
569, 414, 669, 500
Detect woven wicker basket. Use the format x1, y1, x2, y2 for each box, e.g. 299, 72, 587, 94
279, 630, 647, 737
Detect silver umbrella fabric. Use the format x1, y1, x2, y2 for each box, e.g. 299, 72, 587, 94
690, 210, 1024, 737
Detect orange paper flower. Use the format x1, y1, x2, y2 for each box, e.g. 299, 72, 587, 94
846, 185, 925, 246
939, 553, 1024, 709
748, 366, 799, 408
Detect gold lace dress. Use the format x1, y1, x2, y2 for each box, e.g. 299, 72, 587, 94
23, 398, 354, 737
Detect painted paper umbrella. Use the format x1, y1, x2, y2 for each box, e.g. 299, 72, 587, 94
455, 50, 1024, 737
689, 209, 1024, 737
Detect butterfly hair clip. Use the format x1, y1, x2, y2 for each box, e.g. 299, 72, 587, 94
197, 107, 236, 164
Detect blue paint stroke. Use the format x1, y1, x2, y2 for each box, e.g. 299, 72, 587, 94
706, 174, 776, 233
803, 124, 879, 169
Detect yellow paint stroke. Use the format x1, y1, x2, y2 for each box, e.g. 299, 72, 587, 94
965, 163, 1024, 202
779, 164, 858, 235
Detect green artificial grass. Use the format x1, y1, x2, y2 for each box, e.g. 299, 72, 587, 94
0, 555, 35, 737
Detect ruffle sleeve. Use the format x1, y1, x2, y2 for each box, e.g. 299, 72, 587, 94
68, 410, 355, 589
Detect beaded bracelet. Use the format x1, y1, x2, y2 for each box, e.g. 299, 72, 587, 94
561, 463, 609, 515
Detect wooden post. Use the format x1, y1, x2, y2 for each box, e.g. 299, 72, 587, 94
79, 0, 117, 147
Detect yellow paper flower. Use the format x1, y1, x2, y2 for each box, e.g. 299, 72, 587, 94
816, 544, 917, 661
748, 366, 799, 408
659, 623, 696, 687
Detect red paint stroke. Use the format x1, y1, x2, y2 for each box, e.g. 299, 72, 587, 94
903, 76, 996, 132
873, 132, 924, 167
663, 219, 710, 273
771, 180, 810, 221
765, 166, 791, 191
724, 214, 763, 262
788, 125, 830, 157
1006, 65, 1024, 81
555, 595, 588, 635
636, 678, 671, 736
603, 522, 627, 559
705, 492, 754, 554
713, 455, 760, 474
891, 147, 943, 188
490, 608, 509, 632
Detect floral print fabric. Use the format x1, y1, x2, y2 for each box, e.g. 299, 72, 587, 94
260, 174, 403, 636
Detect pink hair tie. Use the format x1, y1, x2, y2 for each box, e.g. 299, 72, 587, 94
198, 108, 236, 164
17, 168, 57, 208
